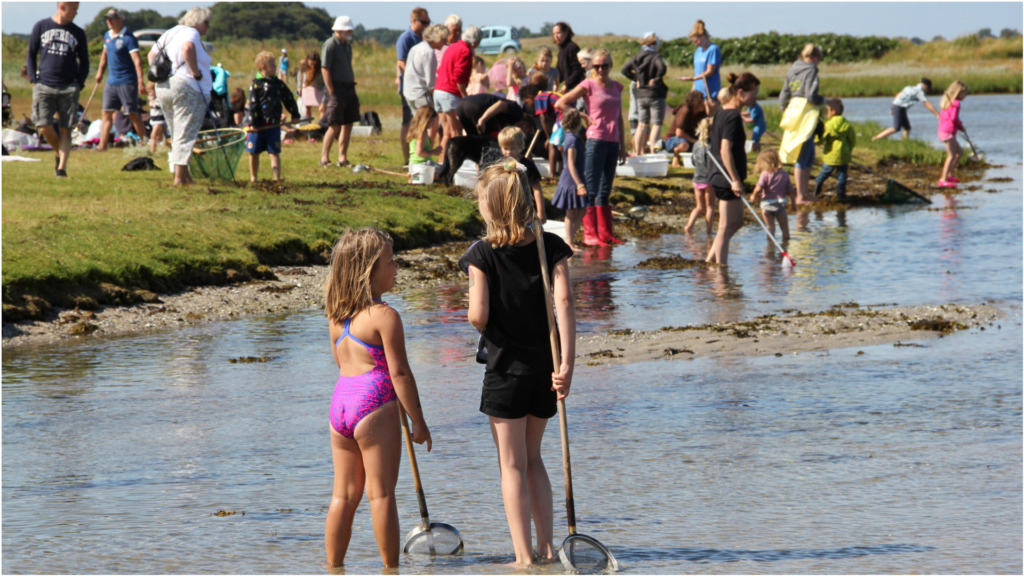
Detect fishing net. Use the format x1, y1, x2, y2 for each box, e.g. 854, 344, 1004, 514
403, 523, 464, 555
188, 128, 245, 180
559, 534, 619, 573
881, 178, 931, 204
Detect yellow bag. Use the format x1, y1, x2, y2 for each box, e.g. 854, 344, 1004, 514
779, 97, 820, 164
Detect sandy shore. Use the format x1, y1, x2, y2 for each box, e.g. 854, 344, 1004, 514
2, 234, 1006, 362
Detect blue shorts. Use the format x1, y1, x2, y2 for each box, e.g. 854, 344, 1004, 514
794, 138, 815, 169
433, 90, 460, 113
246, 127, 281, 155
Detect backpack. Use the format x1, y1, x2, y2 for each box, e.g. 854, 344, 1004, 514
359, 111, 382, 134
122, 157, 160, 171
147, 29, 183, 83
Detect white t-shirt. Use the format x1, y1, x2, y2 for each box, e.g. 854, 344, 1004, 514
403, 41, 437, 102
892, 84, 928, 109
158, 25, 212, 95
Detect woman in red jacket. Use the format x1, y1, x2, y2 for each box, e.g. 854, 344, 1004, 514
433, 24, 481, 164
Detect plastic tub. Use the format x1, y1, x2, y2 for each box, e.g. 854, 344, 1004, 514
533, 159, 551, 178
615, 155, 669, 178
409, 164, 435, 185
453, 160, 479, 189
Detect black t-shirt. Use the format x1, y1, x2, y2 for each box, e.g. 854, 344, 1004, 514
458, 232, 573, 375
457, 93, 525, 137
708, 108, 747, 189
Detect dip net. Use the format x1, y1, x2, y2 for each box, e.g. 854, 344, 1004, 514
188, 128, 245, 180
881, 178, 931, 204
559, 534, 619, 573
403, 524, 464, 555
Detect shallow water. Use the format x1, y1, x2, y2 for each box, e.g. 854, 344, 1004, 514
3, 96, 1022, 574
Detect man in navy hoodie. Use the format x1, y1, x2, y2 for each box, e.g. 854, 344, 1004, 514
27, 2, 89, 177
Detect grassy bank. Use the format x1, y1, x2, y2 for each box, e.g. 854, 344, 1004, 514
0, 34, 989, 320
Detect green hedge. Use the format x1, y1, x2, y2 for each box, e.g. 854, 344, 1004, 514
624, 32, 902, 67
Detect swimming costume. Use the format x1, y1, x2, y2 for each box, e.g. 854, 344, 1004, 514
329, 318, 398, 438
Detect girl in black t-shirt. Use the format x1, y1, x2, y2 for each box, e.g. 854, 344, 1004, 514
458, 160, 576, 567
706, 72, 761, 265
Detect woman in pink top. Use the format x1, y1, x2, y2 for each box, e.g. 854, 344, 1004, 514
937, 79, 968, 187
556, 48, 628, 247
434, 25, 480, 164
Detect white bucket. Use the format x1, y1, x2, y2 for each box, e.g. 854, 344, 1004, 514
409, 164, 435, 185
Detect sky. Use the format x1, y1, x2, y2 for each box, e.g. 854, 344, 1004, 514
2, 1, 1022, 40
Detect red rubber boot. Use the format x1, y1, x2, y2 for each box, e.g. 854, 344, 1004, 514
596, 205, 626, 245
582, 206, 608, 247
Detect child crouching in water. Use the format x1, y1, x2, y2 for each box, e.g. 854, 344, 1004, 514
937, 80, 968, 188
550, 108, 587, 250
684, 117, 716, 234
323, 227, 432, 568
246, 51, 300, 182
458, 160, 576, 566
749, 148, 796, 242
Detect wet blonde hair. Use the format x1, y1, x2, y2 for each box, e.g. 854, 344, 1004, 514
941, 80, 968, 109
323, 228, 393, 322
254, 51, 276, 73
755, 148, 783, 175
476, 159, 535, 248
498, 126, 526, 152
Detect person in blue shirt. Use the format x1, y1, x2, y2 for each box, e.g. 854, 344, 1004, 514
210, 62, 231, 127
678, 19, 721, 99
395, 7, 430, 165
95, 9, 145, 150
278, 49, 290, 84
743, 101, 767, 153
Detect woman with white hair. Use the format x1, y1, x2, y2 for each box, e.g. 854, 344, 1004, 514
621, 31, 668, 156
433, 23, 481, 164
148, 6, 212, 186
403, 24, 447, 113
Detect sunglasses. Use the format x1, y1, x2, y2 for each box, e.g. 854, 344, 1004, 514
593, 63, 610, 70
417, 19, 430, 25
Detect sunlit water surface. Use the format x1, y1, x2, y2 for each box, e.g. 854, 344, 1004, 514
3, 95, 1021, 574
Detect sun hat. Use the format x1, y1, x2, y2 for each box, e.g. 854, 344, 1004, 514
332, 16, 354, 31
281, 48, 287, 53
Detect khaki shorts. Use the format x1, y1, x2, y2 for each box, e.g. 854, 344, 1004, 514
32, 83, 80, 129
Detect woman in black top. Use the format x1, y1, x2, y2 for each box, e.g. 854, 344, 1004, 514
706, 72, 760, 265
552, 22, 585, 93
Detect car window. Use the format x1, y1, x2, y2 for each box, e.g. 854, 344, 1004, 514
511, 29, 518, 40
495, 28, 506, 38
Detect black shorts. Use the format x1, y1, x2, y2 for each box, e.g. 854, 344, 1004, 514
891, 104, 911, 132
480, 371, 557, 419
325, 83, 360, 126
713, 184, 741, 201
401, 94, 413, 126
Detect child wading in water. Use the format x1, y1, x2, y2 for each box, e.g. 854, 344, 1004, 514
684, 117, 716, 234
749, 148, 796, 242
246, 51, 300, 182
937, 80, 968, 188
322, 228, 432, 568
458, 160, 576, 567
550, 108, 587, 250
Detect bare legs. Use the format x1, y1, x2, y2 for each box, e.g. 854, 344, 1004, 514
489, 415, 555, 566
38, 125, 71, 172
684, 186, 715, 234
632, 121, 649, 157
321, 123, 353, 165
249, 153, 282, 182
705, 198, 744, 265
437, 111, 462, 165
564, 208, 585, 251
326, 402, 402, 568
940, 138, 962, 182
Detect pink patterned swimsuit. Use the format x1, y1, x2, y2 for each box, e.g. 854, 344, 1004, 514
330, 318, 398, 438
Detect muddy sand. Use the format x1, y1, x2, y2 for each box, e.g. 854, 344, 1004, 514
2, 231, 1006, 362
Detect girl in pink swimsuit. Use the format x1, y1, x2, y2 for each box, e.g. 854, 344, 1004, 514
322, 228, 432, 569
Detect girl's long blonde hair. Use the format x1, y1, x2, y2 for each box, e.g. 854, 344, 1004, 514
754, 148, 783, 175
696, 117, 713, 144
940, 80, 968, 110
408, 105, 436, 142
323, 228, 393, 322
476, 159, 535, 248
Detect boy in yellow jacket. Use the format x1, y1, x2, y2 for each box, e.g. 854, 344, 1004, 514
814, 98, 855, 200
